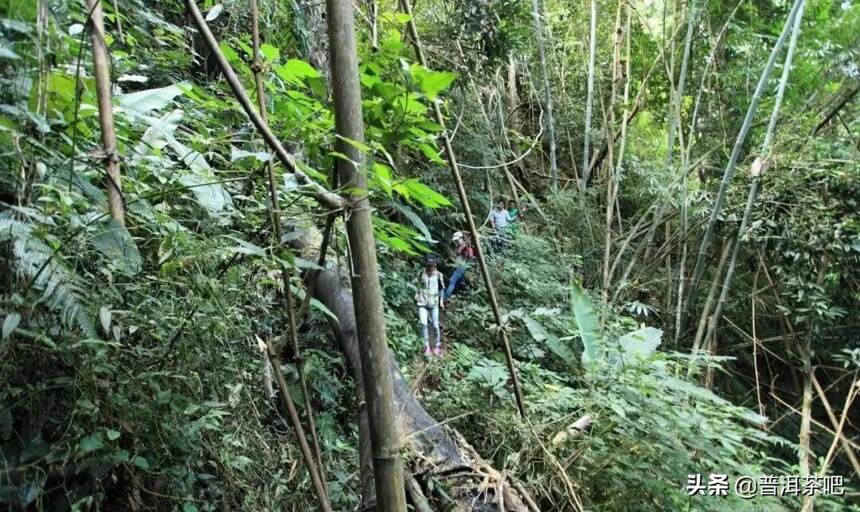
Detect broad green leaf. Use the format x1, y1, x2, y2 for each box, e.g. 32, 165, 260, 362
570, 282, 601, 364
260, 43, 280, 62
617, 327, 662, 360
387, 201, 433, 242
418, 142, 445, 164
78, 435, 104, 454
219, 41, 238, 62
372, 163, 393, 196
0, 42, 20, 60
275, 59, 320, 85
394, 179, 451, 209
132, 455, 150, 469
230, 146, 272, 163
336, 134, 372, 153
410, 64, 458, 99
205, 4, 223, 21
106, 429, 121, 441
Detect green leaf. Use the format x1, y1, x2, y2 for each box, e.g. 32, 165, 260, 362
418, 142, 445, 164
372, 163, 393, 196
336, 134, 372, 153
219, 41, 238, 62
260, 43, 280, 62
387, 201, 433, 241
224, 235, 266, 257
205, 4, 223, 21
91, 219, 142, 275
394, 179, 452, 209
2, 313, 20, 340
0, 42, 20, 60
410, 64, 458, 99
78, 435, 104, 454
183, 504, 199, 512
132, 455, 150, 469
275, 59, 320, 85
116, 82, 190, 119
570, 282, 601, 364
230, 146, 272, 163
106, 429, 121, 441
617, 327, 662, 360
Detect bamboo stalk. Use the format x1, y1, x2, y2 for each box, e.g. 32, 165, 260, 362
581, 0, 597, 189
530, 0, 557, 190
601, 0, 624, 315
811, 372, 860, 477
686, 0, 804, 309
689, 238, 733, 370
702, 0, 806, 357
266, 345, 333, 512
84, 0, 124, 224
327, 0, 407, 507
399, 0, 527, 418
249, 0, 326, 481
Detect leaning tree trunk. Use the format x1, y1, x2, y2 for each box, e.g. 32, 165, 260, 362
684, 0, 804, 311
309, 264, 537, 512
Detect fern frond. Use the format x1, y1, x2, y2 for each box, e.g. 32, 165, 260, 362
3, 211, 96, 338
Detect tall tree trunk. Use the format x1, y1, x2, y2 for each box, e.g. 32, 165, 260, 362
581, 0, 597, 189
250, 0, 326, 482
685, 0, 804, 310
601, 0, 624, 313
85, 0, 124, 224
327, 0, 407, 508
530, 0, 558, 190
399, 0, 527, 417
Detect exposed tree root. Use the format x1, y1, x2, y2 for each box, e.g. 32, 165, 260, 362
311, 263, 536, 511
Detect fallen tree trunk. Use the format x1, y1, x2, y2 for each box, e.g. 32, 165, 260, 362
311, 263, 536, 511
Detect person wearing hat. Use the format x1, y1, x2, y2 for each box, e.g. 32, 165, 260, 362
444, 231, 475, 300
415, 254, 445, 356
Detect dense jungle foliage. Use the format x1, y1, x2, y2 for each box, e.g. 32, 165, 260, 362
1, 0, 858, 510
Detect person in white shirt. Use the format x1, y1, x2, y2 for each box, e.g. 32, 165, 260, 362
488, 201, 512, 251
415, 255, 445, 356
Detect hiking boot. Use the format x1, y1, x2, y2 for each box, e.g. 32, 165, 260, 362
423, 345, 432, 357
433, 345, 442, 357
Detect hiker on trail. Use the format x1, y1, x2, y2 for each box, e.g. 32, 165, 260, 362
415, 255, 444, 357
444, 231, 475, 300
507, 200, 520, 223
507, 200, 521, 237
488, 201, 512, 251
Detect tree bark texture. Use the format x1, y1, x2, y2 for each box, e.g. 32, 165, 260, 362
85, 0, 124, 224
326, 0, 408, 509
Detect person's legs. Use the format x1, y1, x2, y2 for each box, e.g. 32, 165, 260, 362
444, 266, 466, 299
430, 305, 441, 352
418, 306, 430, 353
